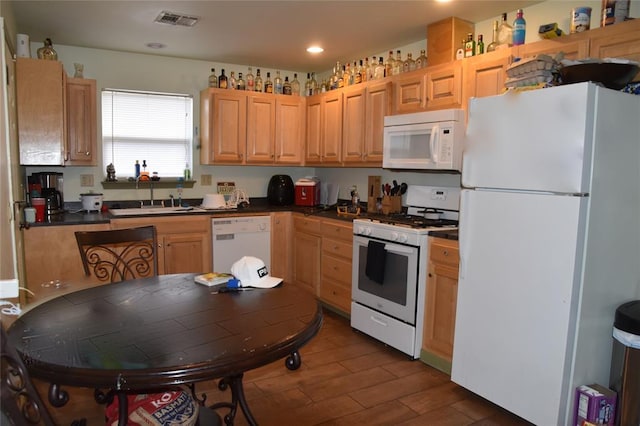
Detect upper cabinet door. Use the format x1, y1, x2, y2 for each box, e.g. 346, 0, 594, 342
463, 49, 512, 104
425, 62, 462, 111
305, 94, 322, 164
66, 77, 97, 166
275, 96, 305, 164
341, 86, 366, 163
17, 58, 65, 165
392, 70, 426, 114
212, 91, 247, 164
246, 94, 276, 163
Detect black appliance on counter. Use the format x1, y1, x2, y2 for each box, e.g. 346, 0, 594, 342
267, 174, 294, 206
29, 172, 65, 215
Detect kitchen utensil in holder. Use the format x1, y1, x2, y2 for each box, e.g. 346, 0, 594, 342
381, 195, 402, 215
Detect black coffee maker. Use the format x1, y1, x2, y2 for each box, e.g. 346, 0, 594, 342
267, 175, 294, 206
31, 172, 64, 215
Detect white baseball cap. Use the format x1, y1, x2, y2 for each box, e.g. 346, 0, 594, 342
231, 256, 283, 288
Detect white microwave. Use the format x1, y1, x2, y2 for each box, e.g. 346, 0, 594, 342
383, 109, 465, 171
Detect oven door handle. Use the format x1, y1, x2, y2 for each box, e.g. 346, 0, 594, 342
383, 244, 415, 255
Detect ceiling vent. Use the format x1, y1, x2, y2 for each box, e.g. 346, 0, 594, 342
154, 11, 199, 27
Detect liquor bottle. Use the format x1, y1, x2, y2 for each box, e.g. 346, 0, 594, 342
343, 63, 351, 86
218, 69, 228, 89
403, 53, 415, 72
274, 70, 283, 94
254, 69, 263, 92
264, 72, 273, 93
497, 12, 513, 47
456, 39, 465, 60
464, 33, 475, 58
393, 50, 402, 75
208, 68, 218, 88
512, 9, 526, 46
283, 76, 292, 95
359, 59, 368, 82
374, 57, 385, 79
229, 71, 237, 89
246, 67, 255, 91
291, 73, 301, 96
305, 73, 312, 96
310, 72, 318, 94
476, 35, 485, 55
337, 66, 345, 89
350, 61, 358, 85
354, 60, 363, 84
487, 20, 499, 52
236, 72, 245, 90
385, 50, 395, 77
368, 57, 377, 81
415, 49, 428, 69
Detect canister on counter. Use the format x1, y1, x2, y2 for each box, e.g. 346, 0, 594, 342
571, 7, 592, 33
601, 0, 630, 26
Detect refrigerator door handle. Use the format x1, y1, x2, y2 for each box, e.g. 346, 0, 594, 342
430, 124, 439, 163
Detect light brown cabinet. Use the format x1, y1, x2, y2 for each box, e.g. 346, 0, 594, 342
342, 81, 391, 165
271, 211, 293, 282
422, 237, 459, 374
111, 216, 211, 275
66, 77, 97, 165
392, 69, 426, 114
588, 19, 640, 67
319, 219, 353, 314
22, 223, 110, 301
200, 89, 247, 164
292, 215, 322, 295
305, 91, 343, 165
17, 58, 66, 165
463, 49, 512, 104
392, 62, 462, 115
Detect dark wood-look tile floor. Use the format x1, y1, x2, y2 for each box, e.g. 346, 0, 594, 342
35, 309, 532, 425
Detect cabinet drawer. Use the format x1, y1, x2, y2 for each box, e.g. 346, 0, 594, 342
322, 238, 352, 259
319, 280, 351, 313
294, 215, 321, 234
322, 254, 352, 285
429, 238, 459, 267
321, 220, 353, 242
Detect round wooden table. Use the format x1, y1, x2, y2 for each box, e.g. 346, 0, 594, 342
7, 274, 323, 425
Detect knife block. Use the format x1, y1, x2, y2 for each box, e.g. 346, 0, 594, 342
381, 195, 402, 215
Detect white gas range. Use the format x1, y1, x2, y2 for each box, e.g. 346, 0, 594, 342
351, 185, 459, 359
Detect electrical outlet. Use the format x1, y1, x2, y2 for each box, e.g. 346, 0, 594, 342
201, 174, 212, 186
80, 174, 94, 187
0, 279, 19, 298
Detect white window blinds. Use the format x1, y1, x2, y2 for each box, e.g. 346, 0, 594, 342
102, 89, 193, 178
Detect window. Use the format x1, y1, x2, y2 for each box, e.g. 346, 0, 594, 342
102, 89, 193, 178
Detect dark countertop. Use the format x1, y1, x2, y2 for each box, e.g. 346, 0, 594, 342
24, 198, 359, 227
428, 229, 459, 241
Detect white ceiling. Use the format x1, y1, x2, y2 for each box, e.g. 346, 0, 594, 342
7, 0, 542, 72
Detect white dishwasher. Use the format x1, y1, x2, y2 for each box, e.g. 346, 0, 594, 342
211, 215, 271, 273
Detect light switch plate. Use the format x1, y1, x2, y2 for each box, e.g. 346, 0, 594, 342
0, 279, 19, 298
81, 174, 94, 187
201, 174, 212, 186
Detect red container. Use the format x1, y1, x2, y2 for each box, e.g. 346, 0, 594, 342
295, 179, 320, 206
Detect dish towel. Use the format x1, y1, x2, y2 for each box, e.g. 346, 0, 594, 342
365, 240, 386, 284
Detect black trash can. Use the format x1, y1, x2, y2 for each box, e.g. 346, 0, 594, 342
609, 300, 640, 426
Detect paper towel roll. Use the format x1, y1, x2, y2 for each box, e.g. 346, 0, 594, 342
16, 34, 30, 58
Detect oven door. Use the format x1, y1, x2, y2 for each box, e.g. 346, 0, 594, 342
352, 234, 419, 324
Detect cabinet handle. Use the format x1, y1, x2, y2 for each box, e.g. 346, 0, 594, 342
428, 273, 432, 277
85, 151, 90, 156
443, 250, 449, 256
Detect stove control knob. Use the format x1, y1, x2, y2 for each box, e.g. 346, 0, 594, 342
390, 231, 398, 241
397, 233, 408, 243
356, 226, 371, 236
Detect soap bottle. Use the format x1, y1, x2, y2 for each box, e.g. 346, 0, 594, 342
135, 160, 140, 178
184, 163, 191, 180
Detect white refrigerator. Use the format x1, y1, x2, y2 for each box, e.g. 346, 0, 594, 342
451, 83, 640, 426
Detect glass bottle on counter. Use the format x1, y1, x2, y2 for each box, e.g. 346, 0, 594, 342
236, 72, 245, 90
218, 69, 228, 89
208, 68, 218, 88
487, 20, 499, 52
254, 69, 263, 92
246, 67, 255, 91
291, 73, 300, 96
264, 72, 273, 93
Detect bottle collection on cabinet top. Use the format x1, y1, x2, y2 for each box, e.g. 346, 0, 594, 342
205, 49, 429, 96
457, 10, 527, 59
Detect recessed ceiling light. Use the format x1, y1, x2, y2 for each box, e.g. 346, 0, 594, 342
306, 46, 324, 54
146, 42, 166, 49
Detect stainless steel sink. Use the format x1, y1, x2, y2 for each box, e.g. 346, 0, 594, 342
109, 206, 203, 216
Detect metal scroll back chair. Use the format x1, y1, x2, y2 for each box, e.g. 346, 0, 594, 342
75, 226, 158, 283
1, 322, 56, 426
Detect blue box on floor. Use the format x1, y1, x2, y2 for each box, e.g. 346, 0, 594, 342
573, 384, 616, 426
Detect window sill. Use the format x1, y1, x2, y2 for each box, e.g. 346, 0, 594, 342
101, 179, 196, 190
